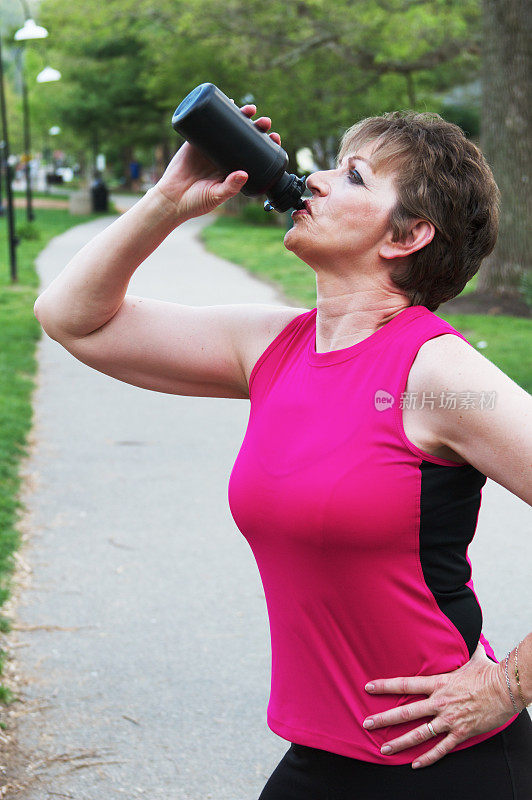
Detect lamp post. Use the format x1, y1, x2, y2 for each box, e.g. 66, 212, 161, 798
37, 68, 61, 192
0, 34, 19, 281
0, 137, 5, 217
43, 124, 61, 193
14, 10, 48, 223
37, 66, 61, 83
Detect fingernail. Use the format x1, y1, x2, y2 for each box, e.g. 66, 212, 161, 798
381, 745, 392, 754
363, 719, 374, 729
365, 683, 375, 692
412, 761, 421, 769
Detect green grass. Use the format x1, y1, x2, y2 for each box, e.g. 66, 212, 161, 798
0, 205, 107, 700
201, 216, 318, 308
201, 215, 530, 392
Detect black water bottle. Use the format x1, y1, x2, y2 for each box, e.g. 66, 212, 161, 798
171, 83, 306, 213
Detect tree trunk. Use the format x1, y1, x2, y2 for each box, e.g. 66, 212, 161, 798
311, 136, 338, 170
477, 0, 531, 296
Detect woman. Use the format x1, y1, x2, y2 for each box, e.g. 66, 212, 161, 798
34, 105, 532, 799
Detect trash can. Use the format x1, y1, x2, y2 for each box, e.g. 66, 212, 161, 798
91, 172, 109, 212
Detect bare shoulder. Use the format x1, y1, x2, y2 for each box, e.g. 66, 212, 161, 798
409, 332, 520, 390
237, 304, 311, 387
409, 333, 477, 384
408, 333, 532, 501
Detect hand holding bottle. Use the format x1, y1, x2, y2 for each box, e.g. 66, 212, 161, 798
154, 103, 281, 222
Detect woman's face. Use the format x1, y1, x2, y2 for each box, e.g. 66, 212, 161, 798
284, 140, 401, 272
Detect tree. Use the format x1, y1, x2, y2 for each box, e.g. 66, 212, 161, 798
141, 0, 482, 166
476, 0, 531, 299
32, 0, 487, 193
38, 0, 169, 183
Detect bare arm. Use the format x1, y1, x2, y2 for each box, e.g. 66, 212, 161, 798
32, 103, 259, 343
33, 105, 304, 399
34, 187, 186, 340
420, 337, 532, 708
425, 339, 532, 713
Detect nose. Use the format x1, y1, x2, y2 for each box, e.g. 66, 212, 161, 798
305, 170, 329, 196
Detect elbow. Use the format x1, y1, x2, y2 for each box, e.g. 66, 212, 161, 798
33, 295, 61, 342
33, 295, 50, 334
33, 296, 43, 324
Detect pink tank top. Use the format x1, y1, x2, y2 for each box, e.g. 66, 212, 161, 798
228, 305, 518, 764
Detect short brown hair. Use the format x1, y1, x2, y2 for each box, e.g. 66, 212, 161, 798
338, 112, 500, 311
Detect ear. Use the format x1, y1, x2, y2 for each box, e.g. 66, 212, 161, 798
379, 219, 435, 260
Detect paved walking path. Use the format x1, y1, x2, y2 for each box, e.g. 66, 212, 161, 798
5, 197, 531, 799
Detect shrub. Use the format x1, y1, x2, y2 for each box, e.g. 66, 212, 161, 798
240, 202, 280, 226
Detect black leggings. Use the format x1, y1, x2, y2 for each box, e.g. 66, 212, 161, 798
258, 710, 532, 800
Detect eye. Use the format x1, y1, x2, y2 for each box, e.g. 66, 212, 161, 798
348, 168, 364, 186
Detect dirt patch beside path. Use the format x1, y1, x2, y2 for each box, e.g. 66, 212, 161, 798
440, 290, 531, 318
13, 199, 69, 210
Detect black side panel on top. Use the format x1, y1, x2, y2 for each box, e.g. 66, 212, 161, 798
419, 460, 488, 659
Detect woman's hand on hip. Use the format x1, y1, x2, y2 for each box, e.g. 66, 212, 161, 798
362, 643, 518, 769
154, 103, 281, 222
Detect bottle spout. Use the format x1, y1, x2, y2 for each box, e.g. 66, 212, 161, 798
291, 194, 307, 211
265, 173, 307, 213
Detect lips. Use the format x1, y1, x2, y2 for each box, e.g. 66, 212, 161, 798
291, 199, 312, 219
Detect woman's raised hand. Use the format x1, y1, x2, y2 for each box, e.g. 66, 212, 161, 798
154, 103, 281, 222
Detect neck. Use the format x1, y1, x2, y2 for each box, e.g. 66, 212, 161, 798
314, 276, 411, 353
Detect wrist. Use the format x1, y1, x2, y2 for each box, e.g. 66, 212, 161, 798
146, 184, 189, 227
494, 654, 523, 716
496, 648, 530, 714
512, 640, 532, 708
